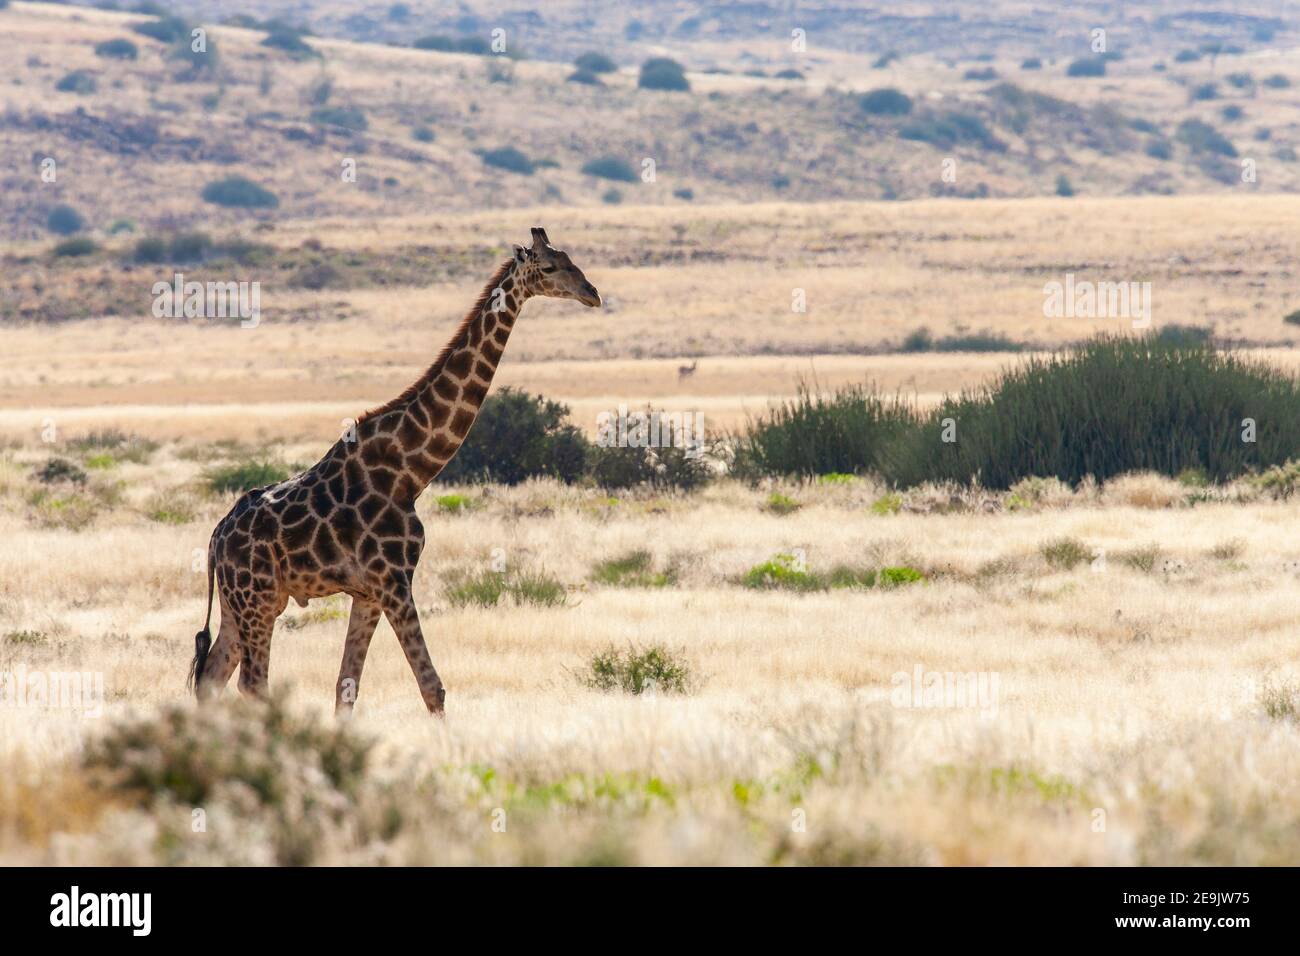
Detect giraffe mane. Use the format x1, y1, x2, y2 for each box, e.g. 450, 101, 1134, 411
358, 257, 515, 423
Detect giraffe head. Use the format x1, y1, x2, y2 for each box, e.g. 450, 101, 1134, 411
513, 227, 601, 307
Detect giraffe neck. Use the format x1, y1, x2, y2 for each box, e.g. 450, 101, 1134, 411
356, 258, 530, 496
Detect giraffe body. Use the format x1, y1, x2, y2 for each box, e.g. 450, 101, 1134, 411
189, 228, 600, 714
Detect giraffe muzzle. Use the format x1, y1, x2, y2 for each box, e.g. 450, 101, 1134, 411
577, 283, 601, 308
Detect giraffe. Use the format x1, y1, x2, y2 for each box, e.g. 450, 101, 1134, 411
187, 227, 601, 715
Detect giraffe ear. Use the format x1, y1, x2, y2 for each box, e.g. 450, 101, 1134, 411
512, 244, 528, 263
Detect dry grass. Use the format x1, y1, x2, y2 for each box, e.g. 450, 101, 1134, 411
2, 439, 1299, 864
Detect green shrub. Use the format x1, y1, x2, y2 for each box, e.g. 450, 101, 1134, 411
733, 383, 917, 479
764, 492, 801, 515
871, 493, 902, 515
742, 554, 823, 592
310, 105, 368, 131
581, 156, 637, 182
1055, 174, 1075, 197
435, 493, 473, 514
437, 388, 588, 485
639, 57, 689, 91
56, 70, 97, 94
858, 88, 912, 116
878, 566, 926, 588
1191, 83, 1218, 101
567, 68, 603, 85
884, 336, 1300, 489
53, 237, 98, 257
445, 569, 567, 608
205, 459, 291, 494
1263, 74, 1291, 89
412, 125, 435, 143
575, 51, 617, 73
1174, 49, 1201, 63
480, 146, 535, 174
583, 644, 692, 694
964, 67, 997, 81
591, 551, 675, 588
46, 204, 85, 235
1040, 537, 1091, 570
95, 38, 139, 60
1021, 58, 1042, 70
1284, 309, 1300, 326
601, 188, 622, 204
201, 175, 279, 209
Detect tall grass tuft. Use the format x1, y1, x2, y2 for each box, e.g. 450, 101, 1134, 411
733, 382, 918, 479
882, 336, 1300, 488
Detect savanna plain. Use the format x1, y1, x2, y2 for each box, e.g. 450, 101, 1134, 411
4, 0, 1300, 867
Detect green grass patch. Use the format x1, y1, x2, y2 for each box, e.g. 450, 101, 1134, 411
445, 569, 567, 609
590, 550, 676, 588
764, 492, 801, 515
205, 459, 291, 494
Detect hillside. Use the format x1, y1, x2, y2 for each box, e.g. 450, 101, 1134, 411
3, 1, 1300, 242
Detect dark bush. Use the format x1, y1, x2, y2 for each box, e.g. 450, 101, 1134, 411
567, 68, 602, 85
46, 204, 85, 235
436, 388, 589, 485
56, 71, 97, 94
1191, 83, 1219, 101
858, 87, 912, 116
262, 27, 318, 59
900, 111, 1005, 151
639, 57, 689, 91
1176, 119, 1236, 157
201, 175, 279, 209
95, 38, 139, 60
1021, 57, 1042, 70
1066, 58, 1106, 77
53, 237, 98, 257
574, 51, 617, 73
581, 156, 637, 181
480, 146, 534, 174
412, 125, 435, 142
133, 16, 189, 43
964, 67, 998, 81
1264, 74, 1291, 89
310, 105, 368, 131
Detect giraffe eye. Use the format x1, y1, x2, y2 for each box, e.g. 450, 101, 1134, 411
540, 266, 558, 274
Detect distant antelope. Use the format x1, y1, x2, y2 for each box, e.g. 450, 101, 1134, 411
678, 360, 698, 382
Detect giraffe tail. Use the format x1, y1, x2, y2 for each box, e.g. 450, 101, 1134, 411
186, 542, 216, 696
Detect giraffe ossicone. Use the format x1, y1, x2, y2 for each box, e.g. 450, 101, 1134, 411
188, 228, 601, 715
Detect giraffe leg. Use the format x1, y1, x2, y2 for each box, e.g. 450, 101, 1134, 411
236, 619, 274, 700
335, 597, 382, 716
197, 614, 240, 702
381, 588, 445, 716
